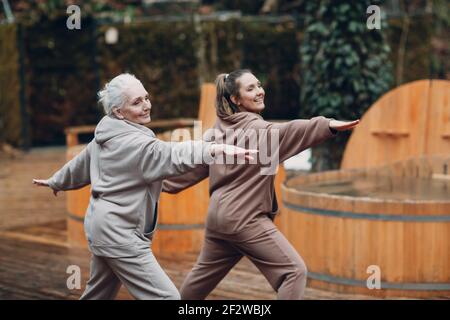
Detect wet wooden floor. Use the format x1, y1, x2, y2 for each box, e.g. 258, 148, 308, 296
0, 147, 396, 300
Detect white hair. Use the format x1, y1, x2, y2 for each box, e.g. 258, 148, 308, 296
97, 73, 142, 116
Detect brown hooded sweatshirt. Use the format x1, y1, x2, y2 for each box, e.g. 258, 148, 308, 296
162, 112, 337, 237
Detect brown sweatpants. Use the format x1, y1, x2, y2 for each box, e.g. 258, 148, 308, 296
180, 219, 307, 300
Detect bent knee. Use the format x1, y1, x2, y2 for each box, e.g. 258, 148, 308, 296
291, 261, 307, 279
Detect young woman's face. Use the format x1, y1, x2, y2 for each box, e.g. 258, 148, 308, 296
114, 80, 152, 125
232, 73, 265, 113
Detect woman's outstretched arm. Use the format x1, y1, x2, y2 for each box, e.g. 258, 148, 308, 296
139, 137, 256, 183
162, 164, 209, 194
258, 117, 358, 163
33, 140, 93, 195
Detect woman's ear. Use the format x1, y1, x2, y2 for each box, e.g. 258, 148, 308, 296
112, 107, 124, 119
230, 95, 239, 106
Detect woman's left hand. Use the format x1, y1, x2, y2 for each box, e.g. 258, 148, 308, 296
329, 119, 360, 131
33, 179, 58, 196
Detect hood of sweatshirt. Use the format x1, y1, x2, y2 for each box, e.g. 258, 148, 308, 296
215, 110, 263, 130
94, 115, 154, 145
204, 111, 264, 145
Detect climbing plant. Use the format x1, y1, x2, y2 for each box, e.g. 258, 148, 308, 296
0, 24, 22, 146
299, 0, 393, 171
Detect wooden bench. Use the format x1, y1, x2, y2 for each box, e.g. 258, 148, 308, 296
64, 118, 197, 148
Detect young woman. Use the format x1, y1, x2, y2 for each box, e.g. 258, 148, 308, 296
32, 73, 255, 300
162, 69, 359, 299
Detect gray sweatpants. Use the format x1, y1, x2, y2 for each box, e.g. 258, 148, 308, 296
80, 250, 180, 300
180, 219, 307, 300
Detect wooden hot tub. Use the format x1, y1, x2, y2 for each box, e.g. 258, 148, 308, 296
281, 155, 450, 298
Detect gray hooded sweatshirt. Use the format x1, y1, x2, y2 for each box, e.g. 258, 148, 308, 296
48, 115, 214, 257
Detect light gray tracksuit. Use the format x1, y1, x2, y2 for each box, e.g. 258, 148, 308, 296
48, 115, 214, 299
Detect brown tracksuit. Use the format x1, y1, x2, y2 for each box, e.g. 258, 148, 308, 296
162, 111, 337, 299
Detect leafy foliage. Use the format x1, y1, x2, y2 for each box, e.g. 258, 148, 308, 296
0, 24, 22, 146
299, 0, 393, 170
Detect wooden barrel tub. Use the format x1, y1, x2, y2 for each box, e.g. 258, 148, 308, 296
155, 128, 209, 254
156, 178, 209, 254
281, 155, 450, 298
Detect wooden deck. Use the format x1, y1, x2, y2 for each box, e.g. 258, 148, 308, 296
0, 147, 399, 300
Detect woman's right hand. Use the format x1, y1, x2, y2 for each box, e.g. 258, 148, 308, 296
32, 179, 58, 196
329, 119, 360, 131
211, 144, 258, 161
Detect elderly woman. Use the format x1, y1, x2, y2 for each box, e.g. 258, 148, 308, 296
33, 73, 255, 300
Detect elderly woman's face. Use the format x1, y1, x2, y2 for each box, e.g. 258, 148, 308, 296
114, 80, 152, 125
